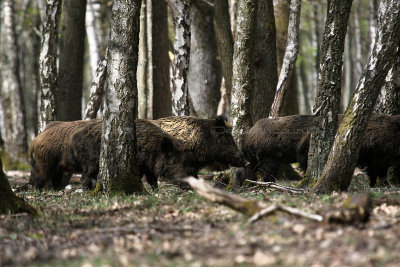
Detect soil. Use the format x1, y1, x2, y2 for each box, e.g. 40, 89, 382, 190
1, 171, 400, 266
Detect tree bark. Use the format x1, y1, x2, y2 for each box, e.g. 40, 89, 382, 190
148, 0, 172, 119
353, 0, 363, 82
311, 0, 400, 194
369, 0, 378, 51
306, 0, 353, 184
252, 0, 277, 122
137, 2, 149, 119
188, 1, 220, 119
231, 0, 257, 144
166, 0, 191, 116
269, 0, 301, 118
214, 0, 234, 106
57, 0, 87, 121
39, 0, 61, 132
0, 0, 29, 159
98, 0, 144, 195
342, 31, 354, 112
376, 45, 400, 115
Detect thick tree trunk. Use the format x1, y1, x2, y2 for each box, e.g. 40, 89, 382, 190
98, 0, 143, 195
188, 1, 220, 119
0, 158, 37, 215
57, 0, 87, 121
231, 0, 257, 144
166, 0, 191, 116
273, 0, 299, 116
148, 0, 171, 119
39, 0, 61, 132
0, 0, 28, 158
269, 0, 301, 118
214, 0, 234, 107
252, 0, 277, 122
312, 0, 400, 194
306, 0, 353, 184
84, 59, 107, 120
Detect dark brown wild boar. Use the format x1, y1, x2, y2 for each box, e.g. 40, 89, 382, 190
28, 121, 87, 189
29, 119, 190, 190
71, 119, 191, 189
237, 115, 313, 185
151, 116, 246, 176
297, 114, 400, 187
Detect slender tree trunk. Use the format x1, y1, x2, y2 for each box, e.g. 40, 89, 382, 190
342, 32, 354, 112
39, 0, 61, 132
166, 0, 191, 116
273, 0, 299, 116
310, 0, 322, 109
148, 0, 171, 119
305, 0, 353, 185
231, 0, 257, 144
57, 0, 87, 121
188, 1, 220, 119
369, 0, 378, 51
252, 0, 277, 122
98, 0, 143, 195
137, 2, 149, 119
86, 0, 103, 80
312, 0, 400, 194
269, 0, 301, 118
353, 0, 363, 82
298, 59, 311, 114
0, 0, 28, 158
84, 59, 107, 120
214, 0, 234, 106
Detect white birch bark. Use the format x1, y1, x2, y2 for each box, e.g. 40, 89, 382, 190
85, 0, 103, 80
84, 59, 107, 120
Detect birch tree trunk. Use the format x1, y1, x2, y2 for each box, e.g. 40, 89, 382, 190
137, 3, 149, 119
342, 32, 354, 112
269, 0, 301, 118
369, 0, 378, 51
252, 0, 277, 122
98, 0, 143, 194
57, 0, 87, 121
273, 0, 299, 116
166, 0, 191, 116
310, 0, 322, 109
39, 0, 61, 132
148, 0, 172, 119
312, 0, 400, 194
305, 0, 353, 185
0, 0, 28, 158
231, 0, 257, 144
188, 1, 220, 119
84, 59, 107, 120
214, 0, 234, 107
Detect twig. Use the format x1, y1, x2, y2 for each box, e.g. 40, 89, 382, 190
244, 179, 308, 194
248, 204, 323, 224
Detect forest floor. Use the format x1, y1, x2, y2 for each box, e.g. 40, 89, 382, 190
1, 170, 400, 267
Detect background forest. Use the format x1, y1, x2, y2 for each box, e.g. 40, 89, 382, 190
0, 0, 386, 165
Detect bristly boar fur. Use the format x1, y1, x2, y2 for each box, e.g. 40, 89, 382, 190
297, 114, 400, 187
151, 116, 245, 175
239, 115, 313, 183
71, 119, 190, 190
29, 119, 190, 190
29, 121, 88, 189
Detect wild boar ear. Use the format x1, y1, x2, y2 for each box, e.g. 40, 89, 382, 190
160, 137, 174, 153
215, 115, 228, 128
